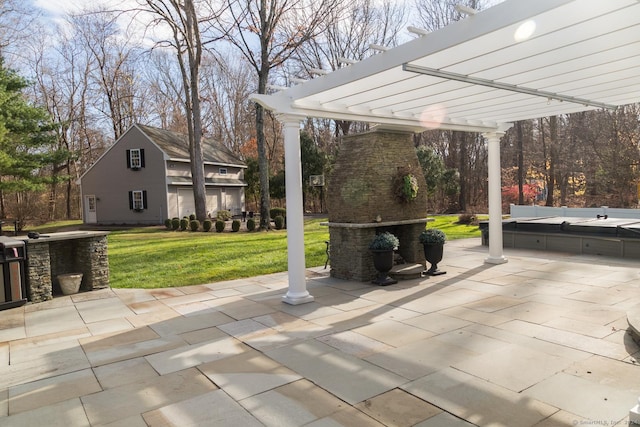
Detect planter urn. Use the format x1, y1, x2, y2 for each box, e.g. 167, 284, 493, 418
371, 249, 398, 286
423, 243, 446, 276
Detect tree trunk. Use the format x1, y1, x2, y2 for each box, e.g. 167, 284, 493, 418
0, 185, 4, 218
48, 179, 57, 221
66, 161, 72, 219
516, 121, 524, 205
457, 131, 467, 211
545, 116, 558, 206
179, 0, 207, 221
256, 17, 271, 229
256, 101, 271, 229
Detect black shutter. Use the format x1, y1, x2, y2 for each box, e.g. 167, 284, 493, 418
128, 191, 133, 209
142, 190, 148, 209
126, 150, 131, 169
140, 149, 145, 168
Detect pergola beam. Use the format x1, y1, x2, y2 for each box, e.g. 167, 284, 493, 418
402, 64, 618, 110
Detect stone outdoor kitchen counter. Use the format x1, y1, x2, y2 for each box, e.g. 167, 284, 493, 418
20, 231, 110, 302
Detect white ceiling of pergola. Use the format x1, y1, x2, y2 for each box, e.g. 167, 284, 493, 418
251, 0, 640, 133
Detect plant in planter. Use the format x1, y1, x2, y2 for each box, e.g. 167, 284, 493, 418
393, 166, 419, 203
369, 232, 400, 286
418, 228, 447, 276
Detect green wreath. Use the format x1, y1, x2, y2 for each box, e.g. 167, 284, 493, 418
402, 174, 419, 201
393, 170, 419, 203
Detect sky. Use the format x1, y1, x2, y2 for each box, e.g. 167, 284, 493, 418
33, 0, 133, 17
27, 0, 509, 56
32, 0, 508, 33
30, 0, 171, 49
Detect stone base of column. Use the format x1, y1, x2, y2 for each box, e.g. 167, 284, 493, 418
485, 256, 508, 265
630, 397, 640, 425
282, 293, 315, 305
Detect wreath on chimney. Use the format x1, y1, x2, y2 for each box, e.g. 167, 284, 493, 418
393, 166, 419, 203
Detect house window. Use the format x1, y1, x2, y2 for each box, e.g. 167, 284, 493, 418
128, 190, 147, 211
88, 196, 96, 212
126, 148, 145, 170
219, 168, 228, 175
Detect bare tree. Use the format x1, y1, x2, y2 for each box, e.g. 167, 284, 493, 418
414, 0, 488, 32
73, 11, 145, 140
413, 0, 490, 213
145, 50, 188, 131
293, 0, 406, 137
200, 53, 255, 156
28, 28, 92, 220
217, 0, 345, 229
137, 0, 226, 221
0, 0, 38, 60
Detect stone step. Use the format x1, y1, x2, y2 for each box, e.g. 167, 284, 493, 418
389, 263, 424, 280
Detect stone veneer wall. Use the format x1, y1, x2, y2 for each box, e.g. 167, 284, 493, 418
327, 129, 428, 224
329, 222, 426, 281
76, 236, 109, 290
327, 128, 429, 281
26, 234, 109, 302
24, 243, 52, 302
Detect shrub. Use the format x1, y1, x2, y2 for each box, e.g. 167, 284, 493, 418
164, 218, 172, 229
189, 219, 200, 231
231, 219, 241, 232
457, 213, 477, 225
246, 218, 256, 231
171, 218, 180, 230
180, 218, 189, 231
419, 228, 447, 245
216, 210, 232, 221
202, 219, 212, 232
274, 215, 285, 230
270, 207, 286, 219
215, 220, 225, 232
189, 213, 196, 221
369, 232, 399, 250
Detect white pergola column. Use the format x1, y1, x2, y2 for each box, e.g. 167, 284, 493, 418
483, 131, 508, 264
279, 115, 314, 305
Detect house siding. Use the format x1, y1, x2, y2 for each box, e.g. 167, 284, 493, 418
166, 161, 245, 218
81, 126, 168, 224
80, 124, 247, 225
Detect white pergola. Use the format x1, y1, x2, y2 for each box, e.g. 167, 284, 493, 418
250, 0, 640, 305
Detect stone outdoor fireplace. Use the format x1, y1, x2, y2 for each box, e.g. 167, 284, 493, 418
326, 128, 429, 281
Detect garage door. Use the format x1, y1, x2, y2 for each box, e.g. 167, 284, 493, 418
178, 188, 221, 218
207, 189, 221, 215
177, 188, 195, 218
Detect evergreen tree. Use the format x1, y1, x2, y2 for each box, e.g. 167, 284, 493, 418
0, 58, 67, 220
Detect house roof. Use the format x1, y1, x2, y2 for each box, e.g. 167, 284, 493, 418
251, 0, 640, 133
137, 124, 246, 167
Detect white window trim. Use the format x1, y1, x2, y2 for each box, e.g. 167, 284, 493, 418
130, 148, 142, 169
132, 190, 144, 210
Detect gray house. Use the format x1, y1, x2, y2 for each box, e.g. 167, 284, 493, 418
79, 124, 247, 225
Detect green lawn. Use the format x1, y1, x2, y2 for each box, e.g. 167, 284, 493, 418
28, 215, 482, 289
107, 218, 331, 288
25, 220, 83, 233
428, 215, 485, 241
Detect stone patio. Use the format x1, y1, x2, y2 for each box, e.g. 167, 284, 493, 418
0, 239, 639, 426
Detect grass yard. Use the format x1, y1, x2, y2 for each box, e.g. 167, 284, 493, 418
428, 215, 485, 241
26, 215, 483, 289
107, 218, 331, 288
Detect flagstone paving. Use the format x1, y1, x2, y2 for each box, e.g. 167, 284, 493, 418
0, 239, 639, 426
